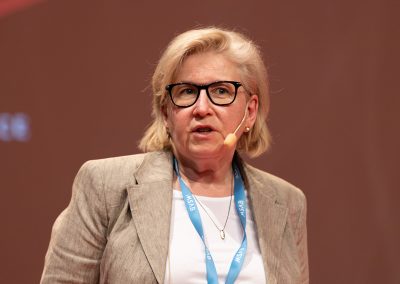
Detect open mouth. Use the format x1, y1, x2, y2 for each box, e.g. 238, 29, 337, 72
195, 127, 213, 133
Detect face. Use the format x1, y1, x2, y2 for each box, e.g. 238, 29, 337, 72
163, 51, 258, 162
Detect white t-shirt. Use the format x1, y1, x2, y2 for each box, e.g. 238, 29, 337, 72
164, 190, 266, 284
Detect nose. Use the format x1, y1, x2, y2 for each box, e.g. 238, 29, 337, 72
192, 89, 213, 117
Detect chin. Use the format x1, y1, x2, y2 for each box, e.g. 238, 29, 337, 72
187, 144, 224, 159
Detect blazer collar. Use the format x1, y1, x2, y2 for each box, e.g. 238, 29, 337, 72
134, 151, 173, 184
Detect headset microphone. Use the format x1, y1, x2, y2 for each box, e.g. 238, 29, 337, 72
223, 104, 248, 147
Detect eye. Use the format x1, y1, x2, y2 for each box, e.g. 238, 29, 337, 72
180, 88, 196, 95
209, 83, 234, 97
215, 87, 229, 94
173, 84, 197, 96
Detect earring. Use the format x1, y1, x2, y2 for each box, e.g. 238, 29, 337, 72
245, 127, 250, 132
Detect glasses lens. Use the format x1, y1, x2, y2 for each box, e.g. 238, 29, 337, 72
171, 84, 198, 107
208, 82, 236, 105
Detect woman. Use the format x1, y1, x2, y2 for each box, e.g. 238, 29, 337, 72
41, 27, 308, 284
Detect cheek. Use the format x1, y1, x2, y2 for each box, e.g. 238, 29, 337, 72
168, 111, 189, 135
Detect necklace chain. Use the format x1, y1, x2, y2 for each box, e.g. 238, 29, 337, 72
191, 176, 233, 240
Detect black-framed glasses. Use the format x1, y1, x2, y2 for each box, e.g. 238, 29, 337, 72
165, 81, 242, 107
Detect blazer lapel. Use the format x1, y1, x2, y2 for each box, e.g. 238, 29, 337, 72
127, 151, 173, 283
246, 167, 289, 284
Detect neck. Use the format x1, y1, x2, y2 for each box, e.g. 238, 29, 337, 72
174, 153, 235, 197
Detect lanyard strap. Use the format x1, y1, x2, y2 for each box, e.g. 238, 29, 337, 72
173, 158, 247, 284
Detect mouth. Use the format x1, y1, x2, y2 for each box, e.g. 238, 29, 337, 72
195, 127, 212, 133
192, 125, 215, 133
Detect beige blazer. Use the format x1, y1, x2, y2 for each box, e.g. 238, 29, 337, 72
41, 151, 308, 284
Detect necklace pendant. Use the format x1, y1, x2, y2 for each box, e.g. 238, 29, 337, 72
220, 230, 225, 240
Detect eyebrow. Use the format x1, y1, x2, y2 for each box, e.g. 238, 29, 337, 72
172, 80, 232, 86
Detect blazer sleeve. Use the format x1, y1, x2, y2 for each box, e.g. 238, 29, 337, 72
41, 160, 108, 284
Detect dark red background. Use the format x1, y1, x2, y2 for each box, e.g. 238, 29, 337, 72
1, 0, 399, 283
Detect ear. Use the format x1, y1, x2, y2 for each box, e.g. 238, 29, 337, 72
246, 94, 258, 128
161, 104, 169, 128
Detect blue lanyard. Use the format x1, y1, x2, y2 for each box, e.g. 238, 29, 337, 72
173, 158, 248, 284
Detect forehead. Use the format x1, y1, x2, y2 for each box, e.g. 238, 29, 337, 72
174, 51, 241, 84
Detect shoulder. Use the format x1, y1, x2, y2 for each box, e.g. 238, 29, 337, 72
74, 150, 172, 202
244, 163, 308, 251
71, 151, 171, 231
77, 153, 147, 187
244, 163, 306, 209
78, 150, 172, 185
69, 153, 149, 212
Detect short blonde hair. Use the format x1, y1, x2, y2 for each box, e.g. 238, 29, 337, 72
139, 27, 271, 158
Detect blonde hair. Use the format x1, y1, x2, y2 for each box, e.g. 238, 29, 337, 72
139, 27, 271, 158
